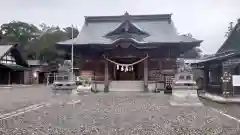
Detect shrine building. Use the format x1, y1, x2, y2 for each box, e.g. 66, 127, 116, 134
57, 13, 202, 92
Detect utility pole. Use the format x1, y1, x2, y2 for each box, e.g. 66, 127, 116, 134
71, 25, 74, 81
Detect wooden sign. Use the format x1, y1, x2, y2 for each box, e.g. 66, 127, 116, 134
149, 70, 164, 81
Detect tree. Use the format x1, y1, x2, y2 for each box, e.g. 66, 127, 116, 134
225, 22, 234, 37
181, 47, 202, 58
26, 24, 79, 62
39, 23, 51, 32
0, 21, 40, 45
26, 26, 69, 62
63, 26, 79, 39
0, 21, 80, 63
0, 31, 2, 42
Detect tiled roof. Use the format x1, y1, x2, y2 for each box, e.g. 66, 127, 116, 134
184, 59, 203, 64
0, 44, 29, 67
27, 60, 48, 66
217, 19, 240, 53
193, 50, 237, 64
57, 14, 202, 45
104, 20, 149, 37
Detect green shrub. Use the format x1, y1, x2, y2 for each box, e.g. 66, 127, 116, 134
91, 88, 100, 93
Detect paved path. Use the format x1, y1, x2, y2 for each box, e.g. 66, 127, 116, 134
0, 87, 239, 134
171, 90, 202, 106
199, 92, 240, 103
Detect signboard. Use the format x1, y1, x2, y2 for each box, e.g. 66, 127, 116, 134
149, 70, 164, 81
232, 75, 240, 86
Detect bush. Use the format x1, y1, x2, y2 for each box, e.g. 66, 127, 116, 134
91, 88, 100, 93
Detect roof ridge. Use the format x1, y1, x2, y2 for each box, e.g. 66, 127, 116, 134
85, 13, 172, 22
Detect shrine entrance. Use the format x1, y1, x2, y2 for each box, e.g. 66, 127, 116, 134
115, 61, 139, 80
106, 57, 145, 91
104, 55, 148, 81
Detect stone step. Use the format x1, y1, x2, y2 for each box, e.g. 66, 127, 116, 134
109, 81, 144, 91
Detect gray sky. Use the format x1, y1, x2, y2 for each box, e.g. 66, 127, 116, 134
0, 0, 239, 54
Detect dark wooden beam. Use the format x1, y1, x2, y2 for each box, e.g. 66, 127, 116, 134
104, 60, 109, 92
144, 58, 148, 92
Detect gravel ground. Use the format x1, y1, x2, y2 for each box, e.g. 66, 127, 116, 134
0, 89, 239, 134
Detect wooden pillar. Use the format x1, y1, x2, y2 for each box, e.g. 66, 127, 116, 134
203, 65, 209, 91
221, 64, 225, 95
53, 72, 56, 82
19, 72, 22, 84
8, 71, 11, 85
104, 60, 109, 92
144, 58, 148, 92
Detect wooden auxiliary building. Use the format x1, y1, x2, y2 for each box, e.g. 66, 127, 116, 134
192, 19, 240, 96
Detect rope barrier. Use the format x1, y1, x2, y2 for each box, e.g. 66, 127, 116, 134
103, 54, 148, 66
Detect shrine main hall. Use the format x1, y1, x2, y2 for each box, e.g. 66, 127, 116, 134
57, 13, 202, 92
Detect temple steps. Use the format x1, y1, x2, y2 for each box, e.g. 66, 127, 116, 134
109, 81, 144, 92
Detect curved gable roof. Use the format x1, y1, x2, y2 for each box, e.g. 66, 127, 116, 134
57, 13, 202, 45
104, 20, 149, 37
0, 44, 28, 67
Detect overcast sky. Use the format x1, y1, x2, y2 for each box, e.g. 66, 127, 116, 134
0, 0, 239, 54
